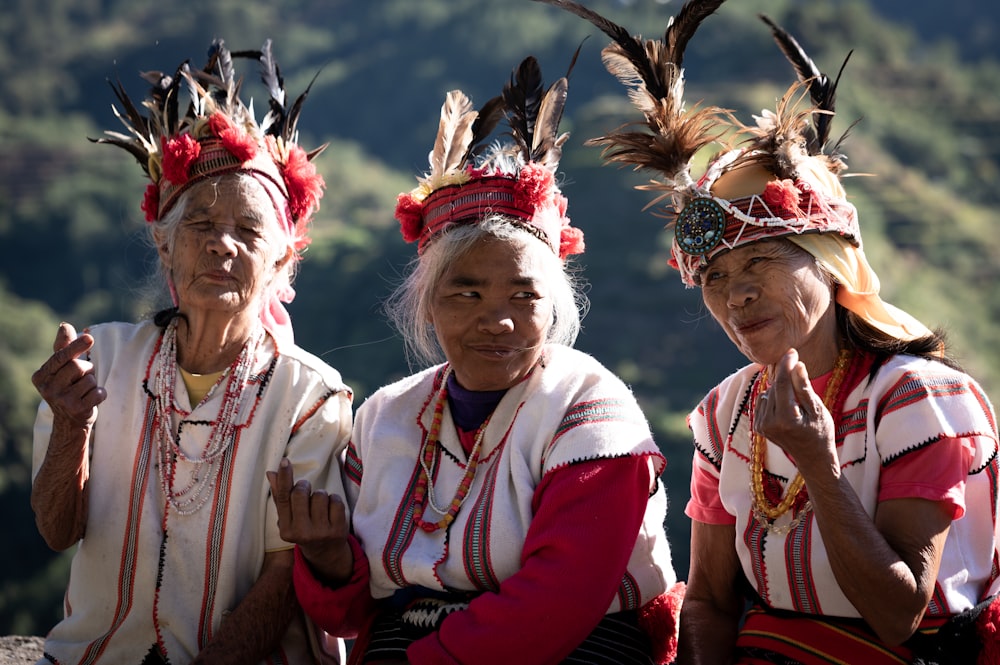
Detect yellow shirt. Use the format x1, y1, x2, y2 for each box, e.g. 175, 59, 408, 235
179, 367, 224, 406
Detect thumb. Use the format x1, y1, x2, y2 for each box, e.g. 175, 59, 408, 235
54, 322, 78, 352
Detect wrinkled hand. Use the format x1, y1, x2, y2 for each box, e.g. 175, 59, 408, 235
31, 323, 107, 428
267, 458, 354, 585
753, 349, 838, 475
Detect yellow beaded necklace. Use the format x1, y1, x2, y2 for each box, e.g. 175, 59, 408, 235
749, 349, 852, 533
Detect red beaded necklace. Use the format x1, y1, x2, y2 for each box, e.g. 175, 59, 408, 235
412, 370, 490, 533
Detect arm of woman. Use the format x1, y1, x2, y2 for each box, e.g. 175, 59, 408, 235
676, 521, 743, 665
819, 494, 951, 644
30, 323, 107, 550
268, 460, 377, 636
190, 548, 297, 665
763, 349, 953, 645
406, 454, 651, 665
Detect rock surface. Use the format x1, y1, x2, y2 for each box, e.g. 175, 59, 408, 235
0, 636, 43, 665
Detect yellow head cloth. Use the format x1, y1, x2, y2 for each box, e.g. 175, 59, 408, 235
788, 233, 932, 342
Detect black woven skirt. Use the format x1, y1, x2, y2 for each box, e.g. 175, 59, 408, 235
362, 602, 654, 664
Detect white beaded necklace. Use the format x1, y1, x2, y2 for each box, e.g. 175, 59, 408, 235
152, 318, 263, 515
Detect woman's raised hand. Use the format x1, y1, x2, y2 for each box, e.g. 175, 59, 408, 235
32, 322, 107, 427
267, 458, 354, 585
753, 348, 838, 474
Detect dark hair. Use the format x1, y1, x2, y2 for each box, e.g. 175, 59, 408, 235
837, 305, 962, 374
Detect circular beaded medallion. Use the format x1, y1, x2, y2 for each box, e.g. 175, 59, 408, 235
675, 197, 726, 255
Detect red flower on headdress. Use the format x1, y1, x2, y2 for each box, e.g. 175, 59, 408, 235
513, 162, 555, 212
282, 144, 325, 224
161, 133, 201, 185
208, 113, 256, 163
762, 179, 802, 216
395, 192, 424, 243
141, 183, 160, 222
559, 224, 585, 259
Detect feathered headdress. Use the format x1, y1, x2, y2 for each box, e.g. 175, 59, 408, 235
94, 38, 326, 255
533, 0, 861, 286
394, 54, 585, 260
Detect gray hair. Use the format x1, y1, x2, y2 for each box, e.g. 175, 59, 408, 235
385, 216, 588, 369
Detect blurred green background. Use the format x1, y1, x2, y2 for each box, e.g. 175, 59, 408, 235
2, 0, 999, 635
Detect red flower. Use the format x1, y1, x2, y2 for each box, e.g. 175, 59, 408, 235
514, 163, 554, 212
161, 134, 201, 185
141, 183, 160, 222
762, 179, 802, 215
559, 225, 585, 259
282, 144, 325, 223
395, 193, 424, 243
209, 113, 256, 163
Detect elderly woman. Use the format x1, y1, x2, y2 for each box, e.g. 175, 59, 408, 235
267, 56, 682, 665
29, 40, 351, 665
538, 1, 1000, 664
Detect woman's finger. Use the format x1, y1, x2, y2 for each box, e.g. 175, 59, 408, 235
267, 458, 295, 524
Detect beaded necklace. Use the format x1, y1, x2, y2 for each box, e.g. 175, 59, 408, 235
412, 369, 490, 533
152, 318, 263, 515
749, 349, 852, 534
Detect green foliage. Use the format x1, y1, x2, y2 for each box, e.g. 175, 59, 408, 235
0, 285, 67, 634
3, 0, 1000, 637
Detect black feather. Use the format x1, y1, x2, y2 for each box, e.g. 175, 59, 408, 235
465, 94, 504, 162
760, 14, 852, 151
90, 136, 151, 173
258, 40, 286, 129
164, 64, 185, 136
200, 39, 235, 109
533, 0, 726, 99
666, 0, 727, 70
107, 76, 149, 136
530, 0, 665, 97
283, 70, 321, 140
503, 56, 546, 159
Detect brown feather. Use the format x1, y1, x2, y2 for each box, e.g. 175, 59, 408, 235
532, 76, 569, 168
538, 0, 733, 194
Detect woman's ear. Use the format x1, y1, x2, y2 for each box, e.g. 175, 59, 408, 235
275, 244, 294, 272
154, 230, 170, 268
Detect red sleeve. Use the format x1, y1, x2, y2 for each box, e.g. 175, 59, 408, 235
685, 453, 735, 525
406, 454, 652, 665
879, 436, 974, 519
292, 534, 377, 637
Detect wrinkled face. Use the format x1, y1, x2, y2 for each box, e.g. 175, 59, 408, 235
159, 176, 291, 317
700, 238, 839, 373
428, 236, 553, 391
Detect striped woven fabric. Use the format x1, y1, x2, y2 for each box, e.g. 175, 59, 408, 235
734, 605, 913, 665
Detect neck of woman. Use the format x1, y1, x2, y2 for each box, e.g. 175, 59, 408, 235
174, 310, 262, 374
446, 372, 507, 432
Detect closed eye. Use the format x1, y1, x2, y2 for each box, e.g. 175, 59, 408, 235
702, 269, 723, 283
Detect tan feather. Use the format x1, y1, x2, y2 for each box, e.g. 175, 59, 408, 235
429, 90, 478, 180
